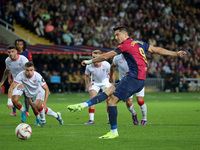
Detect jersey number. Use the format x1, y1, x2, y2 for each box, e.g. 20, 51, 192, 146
139, 47, 147, 63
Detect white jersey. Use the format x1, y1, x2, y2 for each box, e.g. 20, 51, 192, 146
14, 71, 46, 98
113, 54, 129, 80
5, 55, 28, 78
85, 61, 110, 83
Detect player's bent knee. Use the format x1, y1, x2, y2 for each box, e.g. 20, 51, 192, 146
137, 100, 144, 106
12, 95, 20, 104
126, 97, 133, 105
35, 99, 43, 108
107, 94, 119, 106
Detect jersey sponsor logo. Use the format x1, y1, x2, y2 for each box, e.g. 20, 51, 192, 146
91, 70, 94, 72
102, 69, 105, 72
19, 63, 21, 66
9, 64, 11, 66
119, 61, 123, 64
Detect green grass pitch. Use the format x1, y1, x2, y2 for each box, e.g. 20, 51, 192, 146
0, 92, 200, 150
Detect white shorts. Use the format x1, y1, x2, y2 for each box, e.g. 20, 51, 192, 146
89, 81, 112, 93
128, 87, 145, 99
29, 90, 45, 104
136, 87, 145, 97
12, 84, 24, 96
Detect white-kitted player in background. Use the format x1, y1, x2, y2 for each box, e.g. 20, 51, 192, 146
84, 50, 112, 125
8, 61, 63, 126
0, 45, 40, 124
110, 54, 147, 125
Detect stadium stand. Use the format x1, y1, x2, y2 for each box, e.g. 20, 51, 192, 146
0, 0, 199, 93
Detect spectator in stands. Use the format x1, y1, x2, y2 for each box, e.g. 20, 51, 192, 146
68, 62, 77, 74
62, 30, 74, 46
6, 1, 15, 14
2, 10, 14, 30
179, 78, 189, 92
16, 6, 26, 26
45, 20, 55, 42
76, 70, 85, 92
162, 62, 171, 74
60, 71, 70, 93
68, 71, 79, 92
164, 69, 179, 92
41, 63, 50, 83
74, 33, 83, 46
33, 17, 45, 37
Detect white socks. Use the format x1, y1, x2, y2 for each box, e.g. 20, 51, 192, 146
140, 103, 147, 121
111, 129, 118, 135
46, 107, 58, 118
39, 108, 45, 121
126, 104, 137, 115
89, 113, 94, 121
80, 102, 88, 108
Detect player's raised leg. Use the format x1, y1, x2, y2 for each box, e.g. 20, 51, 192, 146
67, 85, 115, 112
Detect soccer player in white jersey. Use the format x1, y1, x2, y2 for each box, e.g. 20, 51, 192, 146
8, 61, 63, 126
84, 50, 112, 125
0, 45, 29, 120
110, 54, 147, 125
0, 45, 40, 124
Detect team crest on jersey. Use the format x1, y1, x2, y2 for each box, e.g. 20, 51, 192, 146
19, 63, 21, 66
24, 79, 27, 82
33, 80, 36, 83
119, 61, 123, 64
41, 78, 45, 82
9, 64, 11, 66
102, 69, 105, 72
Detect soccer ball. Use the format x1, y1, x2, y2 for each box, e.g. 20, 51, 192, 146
15, 123, 32, 140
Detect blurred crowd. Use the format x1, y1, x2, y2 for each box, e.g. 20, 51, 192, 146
1, 0, 200, 92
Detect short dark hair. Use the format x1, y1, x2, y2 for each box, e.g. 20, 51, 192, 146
92, 50, 101, 54
7, 45, 16, 50
113, 26, 129, 35
15, 39, 26, 51
25, 61, 34, 68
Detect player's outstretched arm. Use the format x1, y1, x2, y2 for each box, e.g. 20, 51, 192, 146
85, 75, 90, 92
7, 82, 18, 109
0, 69, 10, 87
8, 71, 13, 85
81, 50, 118, 66
148, 45, 187, 57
